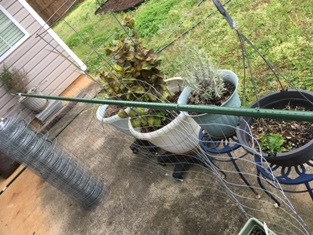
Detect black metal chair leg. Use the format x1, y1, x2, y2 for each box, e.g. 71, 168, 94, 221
172, 163, 192, 181
229, 155, 259, 197
256, 169, 281, 207
201, 156, 227, 179
304, 182, 313, 201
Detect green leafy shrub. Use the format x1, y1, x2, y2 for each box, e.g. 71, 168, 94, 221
99, 17, 170, 128
180, 47, 225, 105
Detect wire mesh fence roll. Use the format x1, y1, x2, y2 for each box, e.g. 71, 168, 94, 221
0, 117, 105, 208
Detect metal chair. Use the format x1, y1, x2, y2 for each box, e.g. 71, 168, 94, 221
199, 129, 260, 197
255, 154, 313, 206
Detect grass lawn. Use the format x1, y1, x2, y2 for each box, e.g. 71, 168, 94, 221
53, 0, 313, 104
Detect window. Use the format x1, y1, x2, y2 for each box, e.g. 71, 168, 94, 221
0, 5, 29, 62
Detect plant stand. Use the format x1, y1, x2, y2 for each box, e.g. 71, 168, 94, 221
235, 90, 313, 205
130, 139, 158, 155
130, 140, 207, 181
130, 128, 260, 187
255, 155, 313, 206
199, 129, 260, 197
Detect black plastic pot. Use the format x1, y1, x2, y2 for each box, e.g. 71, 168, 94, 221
236, 90, 313, 167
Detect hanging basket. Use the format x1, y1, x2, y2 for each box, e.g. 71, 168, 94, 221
236, 90, 313, 167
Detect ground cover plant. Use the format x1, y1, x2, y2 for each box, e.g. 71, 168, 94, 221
53, 0, 313, 105
251, 105, 313, 154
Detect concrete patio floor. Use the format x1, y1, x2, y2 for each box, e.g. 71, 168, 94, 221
0, 111, 246, 235
1, 76, 313, 235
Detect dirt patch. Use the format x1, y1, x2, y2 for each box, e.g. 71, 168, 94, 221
104, 104, 122, 117
251, 104, 313, 153
95, 0, 144, 14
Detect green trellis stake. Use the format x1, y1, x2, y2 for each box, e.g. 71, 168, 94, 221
18, 93, 313, 122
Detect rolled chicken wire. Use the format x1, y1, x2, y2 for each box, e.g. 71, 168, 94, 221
0, 116, 105, 209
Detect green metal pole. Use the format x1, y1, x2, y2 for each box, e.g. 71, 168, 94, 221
18, 93, 313, 122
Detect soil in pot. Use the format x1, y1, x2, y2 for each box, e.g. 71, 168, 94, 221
250, 104, 313, 155
188, 81, 235, 115
249, 225, 266, 235
95, 0, 144, 14
104, 105, 124, 118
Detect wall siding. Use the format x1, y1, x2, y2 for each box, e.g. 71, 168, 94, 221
0, 0, 84, 118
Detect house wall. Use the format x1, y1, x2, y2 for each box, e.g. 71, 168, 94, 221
0, 0, 86, 118
26, 0, 84, 26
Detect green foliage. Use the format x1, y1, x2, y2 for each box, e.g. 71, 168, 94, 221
99, 17, 170, 128
100, 17, 168, 101
259, 133, 285, 154
135, 0, 180, 38
130, 109, 167, 129
180, 47, 224, 104
53, 0, 313, 106
65, 34, 81, 48
0, 66, 28, 93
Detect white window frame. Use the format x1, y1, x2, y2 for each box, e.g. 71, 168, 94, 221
0, 5, 30, 62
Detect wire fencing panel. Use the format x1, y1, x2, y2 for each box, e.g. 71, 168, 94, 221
4, 0, 313, 234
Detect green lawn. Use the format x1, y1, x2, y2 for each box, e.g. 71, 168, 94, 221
53, 0, 313, 104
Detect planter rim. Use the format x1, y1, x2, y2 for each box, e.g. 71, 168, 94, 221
178, 69, 239, 117
96, 105, 130, 124
236, 89, 313, 166
238, 218, 276, 235
129, 112, 187, 139
129, 76, 186, 137
128, 77, 186, 136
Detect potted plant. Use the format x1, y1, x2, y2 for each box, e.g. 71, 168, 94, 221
128, 76, 201, 154
97, 17, 200, 154
238, 217, 276, 235
177, 48, 241, 138
236, 89, 313, 167
0, 66, 48, 113
97, 16, 168, 135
